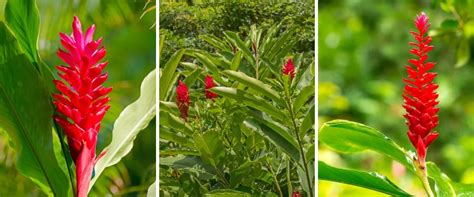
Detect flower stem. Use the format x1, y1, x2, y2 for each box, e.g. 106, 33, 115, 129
414, 158, 434, 197
284, 86, 313, 197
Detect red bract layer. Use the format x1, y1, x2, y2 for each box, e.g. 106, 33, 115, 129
205, 75, 217, 100
53, 16, 111, 197
403, 12, 439, 169
283, 58, 296, 79
176, 80, 190, 120
292, 191, 301, 197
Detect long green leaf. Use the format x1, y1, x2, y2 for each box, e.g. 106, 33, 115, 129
223, 31, 255, 66
319, 120, 415, 172
160, 49, 185, 100
293, 84, 314, 113
211, 87, 286, 121
0, 22, 69, 196
90, 69, 156, 189
223, 70, 284, 105
319, 161, 411, 196
4, 0, 40, 64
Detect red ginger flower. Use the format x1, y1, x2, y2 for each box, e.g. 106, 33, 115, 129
403, 12, 439, 169
53, 16, 111, 197
205, 75, 217, 100
283, 58, 296, 79
292, 191, 301, 197
176, 80, 190, 120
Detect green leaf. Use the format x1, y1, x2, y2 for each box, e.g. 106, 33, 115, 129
160, 49, 185, 100
300, 103, 314, 135
146, 182, 156, 197
4, 0, 40, 64
455, 38, 470, 68
199, 34, 231, 52
426, 162, 456, 197
293, 84, 314, 113
319, 161, 411, 196
223, 70, 284, 105
160, 126, 194, 148
319, 120, 415, 172
230, 50, 242, 71
0, 22, 70, 196
160, 155, 216, 179
245, 115, 300, 165
223, 31, 255, 66
204, 189, 252, 197
159, 111, 193, 136
193, 130, 225, 167
441, 19, 459, 30
211, 87, 286, 121
90, 69, 156, 189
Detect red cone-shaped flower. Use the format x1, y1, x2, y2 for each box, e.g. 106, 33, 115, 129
53, 16, 111, 197
205, 75, 217, 100
403, 12, 439, 169
282, 58, 296, 79
176, 80, 190, 121
292, 191, 301, 197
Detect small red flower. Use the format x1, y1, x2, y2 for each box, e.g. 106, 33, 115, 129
292, 191, 301, 197
205, 75, 217, 100
403, 12, 439, 169
53, 16, 111, 197
176, 80, 190, 120
282, 58, 296, 79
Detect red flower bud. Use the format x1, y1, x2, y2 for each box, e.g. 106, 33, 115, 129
53, 16, 111, 197
176, 80, 190, 120
292, 191, 301, 197
205, 75, 217, 100
283, 58, 296, 79
403, 12, 439, 169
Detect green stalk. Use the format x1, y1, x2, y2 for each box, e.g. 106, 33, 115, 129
266, 157, 283, 197
284, 82, 313, 197
414, 159, 434, 197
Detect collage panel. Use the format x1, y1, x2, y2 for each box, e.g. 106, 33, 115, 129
319, 0, 474, 196
158, 1, 316, 196
0, 0, 156, 196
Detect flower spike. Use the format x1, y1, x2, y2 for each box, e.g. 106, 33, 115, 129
403, 12, 439, 169
282, 58, 296, 79
176, 80, 190, 121
205, 75, 217, 100
53, 16, 111, 197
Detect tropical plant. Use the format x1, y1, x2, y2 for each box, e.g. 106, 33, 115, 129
159, 23, 315, 196
0, 0, 155, 196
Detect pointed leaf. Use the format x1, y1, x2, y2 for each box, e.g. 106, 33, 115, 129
91, 70, 156, 189
0, 22, 69, 196
160, 49, 185, 100
319, 120, 415, 172
319, 161, 411, 196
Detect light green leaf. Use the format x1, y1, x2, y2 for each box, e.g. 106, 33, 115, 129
4, 0, 40, 64
193, 130, 225, 167
319, 161, 411, 196
160, 49, 185, 100
146, 182, 156, 197
159, 111, 193, 136
90, 69, 156, 189
223, 70, 284, 105
319, 120, 415, 172
199, 34, 231, 52
0, 22, 70, 196
300, 103, 314, 135
426, 162, 456, 197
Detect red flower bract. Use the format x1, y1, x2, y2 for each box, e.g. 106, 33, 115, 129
53, 16, 111, 197
403, 12, 439, 169
176, 80, 190, 120
283, 58, 295, 79
292, 191, 301, 197
205, 75, 217, 100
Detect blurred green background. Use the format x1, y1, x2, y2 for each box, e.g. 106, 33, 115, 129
319, 0, 474, 196
0, 0, 155, 196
